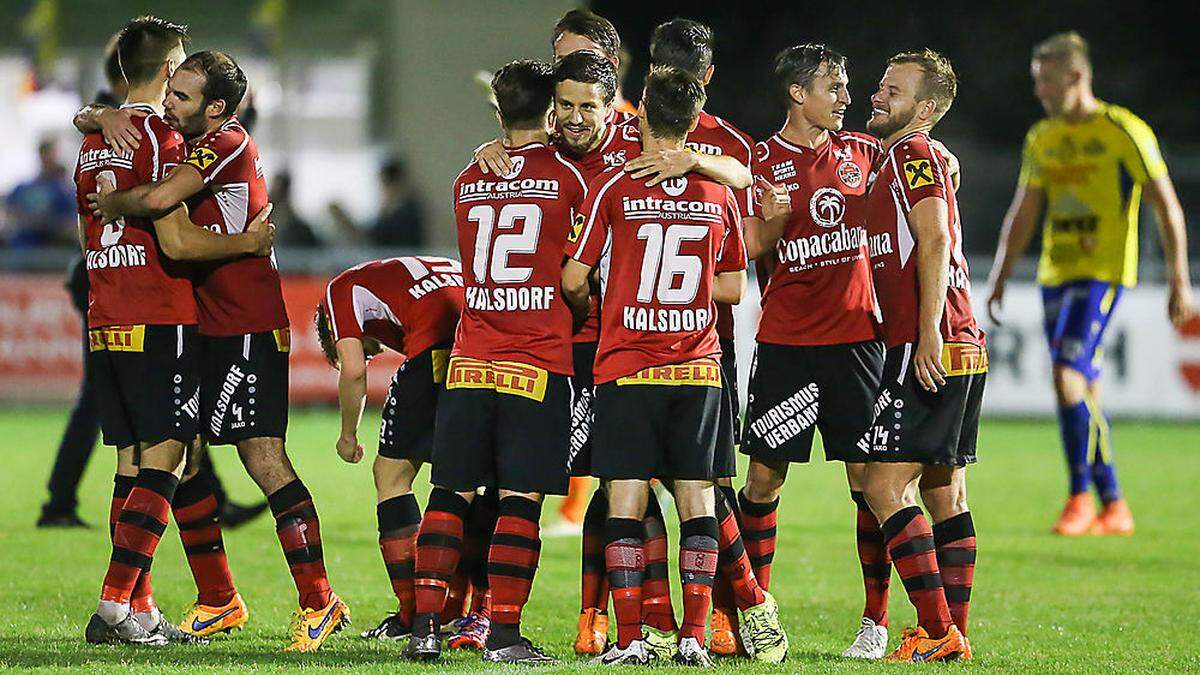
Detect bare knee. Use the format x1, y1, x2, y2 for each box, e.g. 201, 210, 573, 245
374, 457, 419, 502
1053, 365, 1089, 407
607, 480, 648, 520
237, 437, 296, 495
744, 458, 788, 503
673, 481, 715, 522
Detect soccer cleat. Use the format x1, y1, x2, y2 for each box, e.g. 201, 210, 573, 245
405, 632, 442, 660
178, 592, 249, 637
284, 593, 349, 652
674, 636, 714, 667
482, 636, 556, 664
643, 626, 679, 661
573, 608, 609, 655
883, 625, 966, 663
960, 635, 974, 660
1052, 493, 1096, 536
150, 616, 209, 645
37, 509, 90, 528
842, 616, 888, 659
1090, 499, 1134, 536
594, 639, 651, 665
359, 612, 410, 640
709, 605, 741, 656
85, 613, 168, 646
447, 612, 489, 650
219, 500, 270, 529
739, 591, 788, 663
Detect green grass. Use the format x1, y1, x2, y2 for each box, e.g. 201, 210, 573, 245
1, 408, 1198, 672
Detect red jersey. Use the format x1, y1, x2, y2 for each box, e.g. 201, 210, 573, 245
325, 256, 464, 360
750, 131, 881, 346
184, 116, 288, 336
451, 142, 586, 374
687, 111, 754, 340
568, 169, 747, 384
75, 104, 195, 328
557, 121, 643, 343
865, 131, 983, 348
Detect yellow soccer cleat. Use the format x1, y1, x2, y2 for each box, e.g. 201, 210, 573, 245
284, 594, 350, 652
573, 608, 609, 656
739, 592, 788, 663
178, 593, 249, 637
883, 625, 966, 663
643, 626, 679, 661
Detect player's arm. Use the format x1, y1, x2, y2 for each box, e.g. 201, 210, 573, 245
334, 338, 368, 464
72, 104, 142, 154
624, 150, 751, 189
985, 182, 1044, 323
473, 138, 513, 176
743, 177, 792, 260
153, 203, 274, 261
713, 270, 747, 305
562, 259, 594, 327
90, 164, 206, 222
1144, 173, 1197, 327
910, 196, 952, 393
76, 215, 87, 253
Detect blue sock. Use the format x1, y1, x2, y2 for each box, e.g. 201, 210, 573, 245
1057, 401, 1090, 495
1089, 410, 1121, 503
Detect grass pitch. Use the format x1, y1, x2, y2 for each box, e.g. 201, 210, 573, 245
0, 407, 1197, 672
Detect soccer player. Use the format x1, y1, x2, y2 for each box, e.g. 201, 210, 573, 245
314, 256, 464, 641
562, 66, 748, 667
76, 17, 273, 646
90, 51, 348, 652
551, 8, 637, 118
404, 59, 583, 665
860, 49, 981, 662
986, 32, 1195, 536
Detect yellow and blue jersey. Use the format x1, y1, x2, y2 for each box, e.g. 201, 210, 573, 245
1018, 101, 1168, 287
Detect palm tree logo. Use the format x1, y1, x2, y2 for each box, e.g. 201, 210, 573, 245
808, 187, 845, 228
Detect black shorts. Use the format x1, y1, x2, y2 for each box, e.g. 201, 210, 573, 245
741, 340, 884, 464
592, 360, 724, 482
713, 340, 738, 478
859, 342, 987, 467
567, 341, 597, 477
199, 329, 290, 446
90, 324, 199, 449
430, 357, 572, 495
379, 345, 451, 461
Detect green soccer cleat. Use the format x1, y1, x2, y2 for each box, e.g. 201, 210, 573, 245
643, 626, 679, 661
739, 591, 788, 663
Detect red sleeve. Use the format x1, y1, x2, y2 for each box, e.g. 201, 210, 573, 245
184, 127, 248, 184
716, 187, 748, 274
132, 116, 187, 183
891, 136, 948, 213
325, 274, 363, 342
568, 172, 619, 266
73, 153, 88, 217
747, 141, 770, 219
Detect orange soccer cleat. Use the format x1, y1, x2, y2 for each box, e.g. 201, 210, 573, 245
1090, 499, 1134, 536
574, 608, 609, 655
883, 625, 966, 663
1052, 493, 1096, 536
708, 605, 743, 657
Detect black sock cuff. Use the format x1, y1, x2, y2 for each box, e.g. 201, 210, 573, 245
643, 494, 665, 521
172, 473, 216, 508
377, 493, 421, 532
498, 495, 542, 521
137, 468, 180, 500
850, 490, 870, 512
737, 491, 779, 517
605, 517, 644, 544
583, 489, 608, 527
113, 475, 135, 499
715, 489, 734, 520
426, 487, 471, 518
268, 479, 312, 515
933, 511, 975, 546
681, 516, 719, 544
881, 505, 924, 543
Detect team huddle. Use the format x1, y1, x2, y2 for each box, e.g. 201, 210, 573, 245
72, 8, 997, 666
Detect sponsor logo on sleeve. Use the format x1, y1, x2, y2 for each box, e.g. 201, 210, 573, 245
186, 146, 219, 171
903, 159, 934, 189
568, 212, 585, 243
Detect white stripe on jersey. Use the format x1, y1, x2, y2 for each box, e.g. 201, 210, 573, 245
554, 151, 588, 196
575, 170, 626, 258
204, 131, 250, 185
141, 116, 161, 181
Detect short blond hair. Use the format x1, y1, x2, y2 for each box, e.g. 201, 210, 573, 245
888, 48, 957, 118
1033, 31, 1090, 69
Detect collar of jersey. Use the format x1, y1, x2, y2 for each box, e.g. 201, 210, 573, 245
771, 131, 832, 155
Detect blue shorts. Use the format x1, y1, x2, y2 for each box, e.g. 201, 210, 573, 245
1041, 280, 1123, 381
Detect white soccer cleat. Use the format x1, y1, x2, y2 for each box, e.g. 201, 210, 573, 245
594, 638, 651, 665
842, 616, 888, 659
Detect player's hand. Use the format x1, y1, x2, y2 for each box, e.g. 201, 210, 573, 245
913, 332, 947, 393
474, 138, 513, 176
1168, 281, 1197, 329
929, 138, 961, 191
624, 149, 697, 186
336, 434, 364, 463
100, 107, 141, 154
88, 175, 120, 224
245, 203, 275, 256
756, 177, 791, 222
986, 278, 1006, 325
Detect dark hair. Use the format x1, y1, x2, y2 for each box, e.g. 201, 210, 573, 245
314, 302, 337, 368
552, 9, 620, 60
649, 18, 713, 79
887, 48, 958, 117
492, 59, 555, 130
103, 33, 125, 90
642, 66, 706, 140
115, 15, 189, 87
773, 43, 846, 102
179, 50, 248, 116
553, 50, 616, 104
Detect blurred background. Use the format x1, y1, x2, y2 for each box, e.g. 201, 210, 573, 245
1, 0, 1197, 417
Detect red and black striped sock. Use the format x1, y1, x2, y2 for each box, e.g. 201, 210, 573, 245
173, 473, 235, 607
580, 489, 608, 613
455, 490, 498, 622
679, 516, 719, 645
882, 506, 952, 639
377, 493, 421, 625
486, 496, 543, 650
412, 488, 469, 637
130, 571, 156, 616
737, 491, 778, 591
111, 476, 156, 615
102, 469, 178, 604
715, 489, 766, 610
268, 480, 332, 612
604, 517, 644, 649
641, 496, 677, 632
852, 491, 890, 626
933, 511, 976, 636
